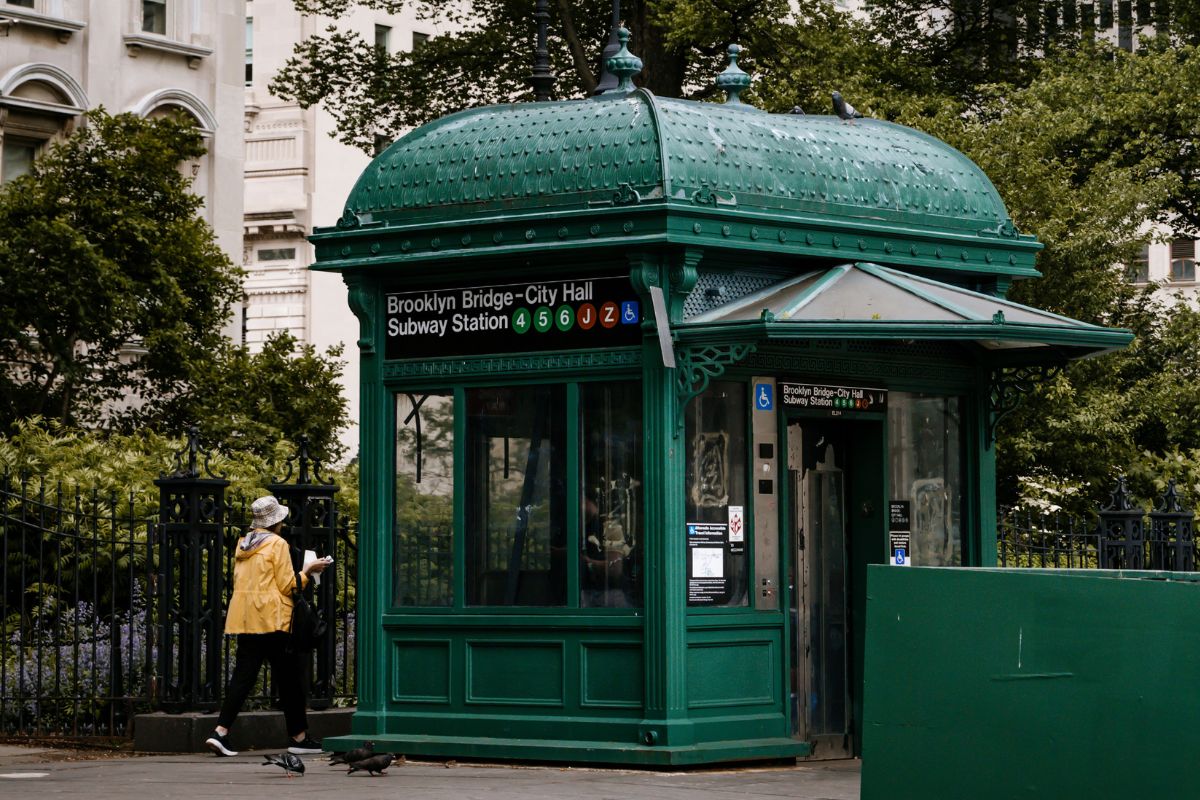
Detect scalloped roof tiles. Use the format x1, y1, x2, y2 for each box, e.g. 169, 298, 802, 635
343, 90, 1011, 235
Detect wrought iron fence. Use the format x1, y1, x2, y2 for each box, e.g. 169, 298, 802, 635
0, 436, 358, 739
998, 479, 1197, 571
998, 506, 1102, 568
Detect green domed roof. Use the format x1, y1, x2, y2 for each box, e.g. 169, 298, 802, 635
343, 89, 1015, 238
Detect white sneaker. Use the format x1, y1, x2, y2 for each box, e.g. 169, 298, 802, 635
205, 732, 238, 757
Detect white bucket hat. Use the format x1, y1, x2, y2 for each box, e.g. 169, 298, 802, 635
250, 496, 289, 529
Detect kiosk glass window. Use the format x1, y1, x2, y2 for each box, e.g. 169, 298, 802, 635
888, 393, 964, 566
466, 386, 566, 606
684, 381, 748, 607
394, 392, 454, 606
580, 382, 642, 608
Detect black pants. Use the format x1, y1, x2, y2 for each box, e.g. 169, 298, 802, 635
217, 632, 308, 737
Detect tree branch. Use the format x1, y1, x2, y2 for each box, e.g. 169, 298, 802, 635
556, 0, 596, 94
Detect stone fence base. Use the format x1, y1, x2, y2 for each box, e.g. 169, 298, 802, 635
132, 708, 354, 753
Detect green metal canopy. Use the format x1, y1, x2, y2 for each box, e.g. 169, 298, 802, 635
681, 262, 1132, 363
319, 89, 1043, 284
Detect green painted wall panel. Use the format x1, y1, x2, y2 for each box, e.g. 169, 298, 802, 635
392, 640, 451, 703
862, 566, 1200, 800
686, 641, 776, 709
466, 641, 565, 706
581, 643, 643, 708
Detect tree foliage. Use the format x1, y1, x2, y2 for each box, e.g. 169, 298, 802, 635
0, 110, 352, 461
170, 331, 351, 462
917, 44, 1200, 506
271, 0, 827, 152
863, 0, 1200, 99
268, 1, 1200, 504
0, 110, 242, 429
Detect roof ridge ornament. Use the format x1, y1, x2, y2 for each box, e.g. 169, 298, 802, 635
716, 44, 751, 105
603, 26, 641, 93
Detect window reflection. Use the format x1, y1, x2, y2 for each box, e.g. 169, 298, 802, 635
466, 386, 566, 606
394, 391, 454, 606
684, 381, 748, 607
580, 382, 642, 608
888, 394, 963, 566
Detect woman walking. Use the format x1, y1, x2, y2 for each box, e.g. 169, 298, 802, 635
205, 496, 330, 757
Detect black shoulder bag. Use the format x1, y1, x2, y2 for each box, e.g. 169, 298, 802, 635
289, 573, 326, 653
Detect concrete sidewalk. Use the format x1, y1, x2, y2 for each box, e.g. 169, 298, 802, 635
0, 745, 861, 799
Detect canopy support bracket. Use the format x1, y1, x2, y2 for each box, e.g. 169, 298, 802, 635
988, 365, 1061, 448
675, 343, 757, 437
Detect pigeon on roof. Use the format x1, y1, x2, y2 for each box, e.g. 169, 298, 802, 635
329, 741, 375, 766
347, 752, 397, 777
263, 752, 306, 778
832, 91, 864, 120
789, 106, 805, 114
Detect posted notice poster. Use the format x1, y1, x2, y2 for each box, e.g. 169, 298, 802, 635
728, 505, 745, 553
889, 500, 913, 567
687, 522, 729, 604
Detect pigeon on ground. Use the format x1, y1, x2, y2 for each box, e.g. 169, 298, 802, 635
329, 741, 375, 766
347, 752, 397, 776
789, 105, 805, 114
832, 91, 863, 120
263, 752, 306, 778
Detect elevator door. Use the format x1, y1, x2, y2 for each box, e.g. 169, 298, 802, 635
789, 422, 853, 759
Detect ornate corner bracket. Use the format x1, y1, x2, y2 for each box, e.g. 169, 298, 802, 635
988, 364, 1061, 447
345, 277, 376, 355
675, 343, 757, 436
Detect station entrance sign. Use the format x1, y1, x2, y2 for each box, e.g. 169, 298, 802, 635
384, 276, 642, 359
778, 382, 887, 414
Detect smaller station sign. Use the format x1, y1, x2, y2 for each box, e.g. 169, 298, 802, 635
778, 382, 887, 414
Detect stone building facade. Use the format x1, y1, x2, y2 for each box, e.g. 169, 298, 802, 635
242, 0, 449, 456
1, 0, 246, 338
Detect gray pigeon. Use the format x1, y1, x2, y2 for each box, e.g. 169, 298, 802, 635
347, 752, 397, 776
329, 741, 375, 766
263, 752, 305, 778
832, 91, 863, 120
789, 105, 805, 115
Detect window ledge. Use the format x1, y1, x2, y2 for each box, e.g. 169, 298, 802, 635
123, 33, 213, 68
0, 7, 86, 41
0, 94, 83, 117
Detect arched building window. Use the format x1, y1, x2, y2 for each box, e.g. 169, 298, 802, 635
0, 63, 87, 183
130, 88, 217, 217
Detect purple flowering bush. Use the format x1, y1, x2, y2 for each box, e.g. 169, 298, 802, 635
1, 585, 156, 735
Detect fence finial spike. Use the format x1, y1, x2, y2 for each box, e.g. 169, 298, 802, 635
1155, 478, 1187, 514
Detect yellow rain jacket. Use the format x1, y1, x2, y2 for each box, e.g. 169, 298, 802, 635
224, 531, 311, 635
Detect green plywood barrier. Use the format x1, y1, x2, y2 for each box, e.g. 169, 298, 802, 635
861, 566, 1200, 800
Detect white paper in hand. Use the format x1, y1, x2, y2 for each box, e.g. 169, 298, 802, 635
302, 549, 322, 586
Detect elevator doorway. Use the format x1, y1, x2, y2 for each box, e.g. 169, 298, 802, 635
787, 418, 885, 759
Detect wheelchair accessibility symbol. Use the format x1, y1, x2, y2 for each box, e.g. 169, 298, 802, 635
894, 548, 907, 565
620, 301, 639, 324
754, 383, 773, 411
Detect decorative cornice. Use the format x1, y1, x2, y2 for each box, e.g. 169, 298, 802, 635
123, 34, 213, 68
383, 348, 641, 380
310, 204, 1043, 283
0, 8, 85, 41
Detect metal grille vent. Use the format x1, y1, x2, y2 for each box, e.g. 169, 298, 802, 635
683, 269, 789, 319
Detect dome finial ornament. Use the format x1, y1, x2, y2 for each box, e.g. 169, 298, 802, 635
716, 44, 751, 105
528, 0, 556, 101
603, 26, 642, 93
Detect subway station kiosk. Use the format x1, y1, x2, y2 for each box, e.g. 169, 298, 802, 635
311, 41, 1131, 765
